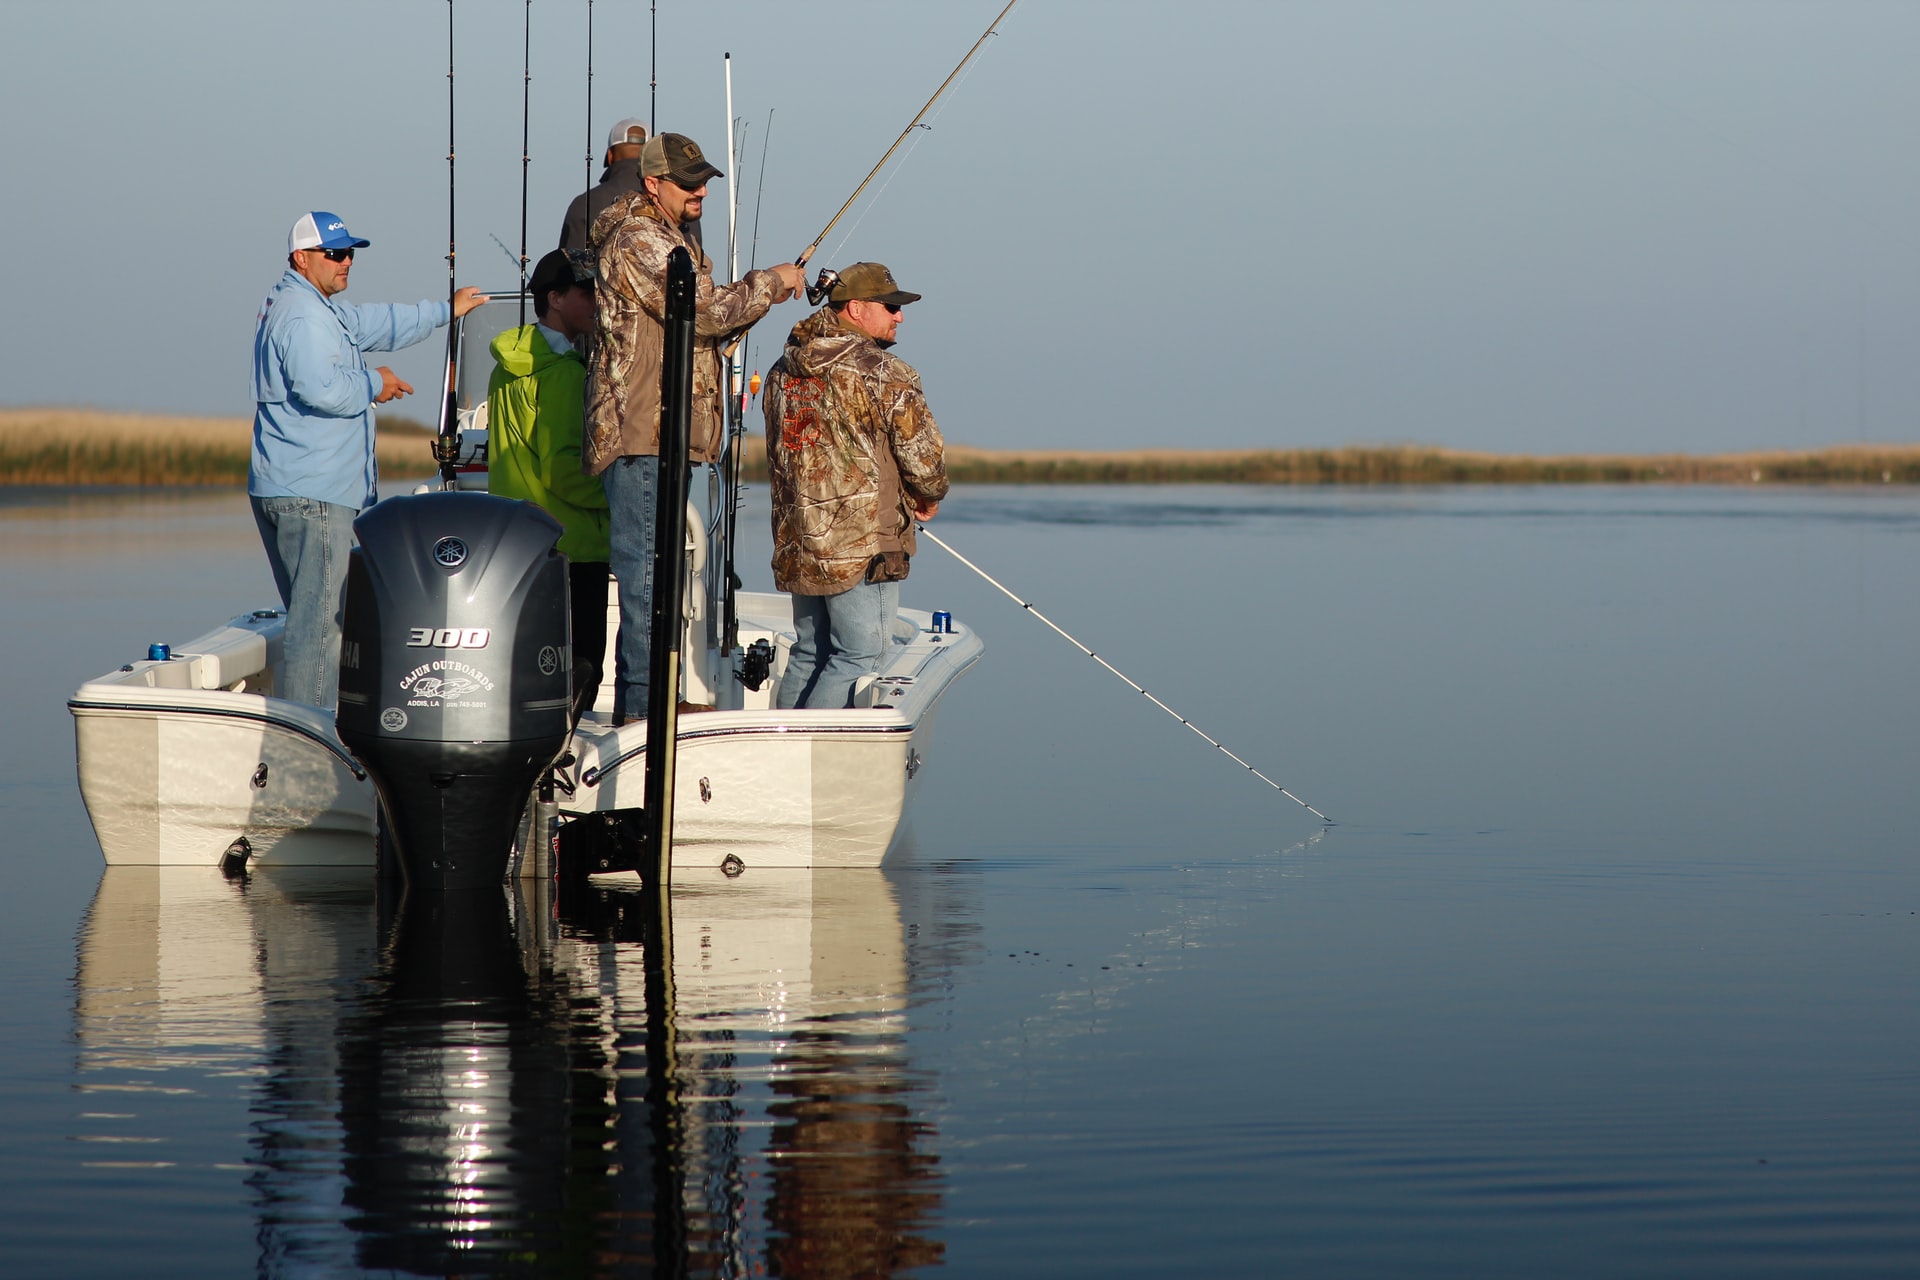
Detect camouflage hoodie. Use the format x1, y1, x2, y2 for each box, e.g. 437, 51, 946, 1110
583, 192, 783, 476
762, 308, 949, 596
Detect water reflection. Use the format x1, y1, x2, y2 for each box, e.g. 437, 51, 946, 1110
74, 857, 953, 1276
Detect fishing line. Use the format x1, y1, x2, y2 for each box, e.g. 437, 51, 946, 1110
821, 16, 1010, 266
916, 524, 1335, 824
797, 0, 1021, 297
822, 125, 929, 266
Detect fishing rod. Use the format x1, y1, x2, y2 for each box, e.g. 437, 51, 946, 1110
915, 525, 1335, 824
719, 54, 747, 651
583, 0, 595, 226
434, 0, 461, 486
748, 108, 773, 274
797, 0, 1019, 304
517, 0, 532, 326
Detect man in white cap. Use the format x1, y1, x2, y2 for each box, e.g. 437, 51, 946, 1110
558, 118, 649, 251
250, 210, 488, 709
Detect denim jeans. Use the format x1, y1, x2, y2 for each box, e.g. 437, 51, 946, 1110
777, 580, 899, 710
251, 494, 357, 709
603, 456, 660, 721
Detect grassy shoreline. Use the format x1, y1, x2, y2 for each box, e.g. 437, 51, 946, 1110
6, 407, 1919, 488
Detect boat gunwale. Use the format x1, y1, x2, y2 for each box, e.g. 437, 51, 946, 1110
575, 630, 983, 787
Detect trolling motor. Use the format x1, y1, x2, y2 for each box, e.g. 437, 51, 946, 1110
337, 492, 574, 889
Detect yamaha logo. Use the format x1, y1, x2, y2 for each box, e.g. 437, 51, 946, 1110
538, 645, 560, 675
432, 537, 468, 568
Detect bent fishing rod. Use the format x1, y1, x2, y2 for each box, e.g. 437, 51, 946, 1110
797, 0, 1019, 304
915, 524, 1335, 824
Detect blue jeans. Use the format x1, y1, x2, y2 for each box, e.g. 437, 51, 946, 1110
251, 494, 357, 709
777, 581, 899, 710
603, 456, 660, 721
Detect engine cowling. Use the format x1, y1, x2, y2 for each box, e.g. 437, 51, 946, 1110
337, 492, 571, 889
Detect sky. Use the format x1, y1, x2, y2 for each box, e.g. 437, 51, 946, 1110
5, 0, 1918, 455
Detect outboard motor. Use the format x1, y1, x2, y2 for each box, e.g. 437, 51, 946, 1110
337, 492, 571, 890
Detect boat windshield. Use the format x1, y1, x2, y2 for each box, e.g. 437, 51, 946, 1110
448, 291, 539, 433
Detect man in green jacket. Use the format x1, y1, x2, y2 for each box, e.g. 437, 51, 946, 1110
487, 248, 613, 694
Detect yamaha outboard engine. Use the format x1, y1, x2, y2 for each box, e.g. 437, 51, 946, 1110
337, 492, 571, 890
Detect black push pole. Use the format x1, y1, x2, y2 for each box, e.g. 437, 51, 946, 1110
644, 247, 696, 884
641, 252, 694, 1274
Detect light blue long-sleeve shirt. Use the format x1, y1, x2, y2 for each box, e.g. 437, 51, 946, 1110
250, 269, 451, 510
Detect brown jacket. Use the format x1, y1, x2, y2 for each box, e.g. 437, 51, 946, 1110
583, 192, 782, 476
762, 309, 949, 595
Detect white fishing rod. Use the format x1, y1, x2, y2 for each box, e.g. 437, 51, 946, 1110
916, 525, 1334, 824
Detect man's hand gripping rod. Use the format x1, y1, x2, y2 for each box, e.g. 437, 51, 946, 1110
916, 523, 1334, 824
798, 0, 1020, 305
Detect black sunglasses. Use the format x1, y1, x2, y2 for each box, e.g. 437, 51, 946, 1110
309, 246, 355, 262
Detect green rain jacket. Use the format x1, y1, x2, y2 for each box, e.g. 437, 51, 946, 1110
486, 324, 611, 564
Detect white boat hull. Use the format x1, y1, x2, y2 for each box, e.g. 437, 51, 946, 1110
70, 613, 378, 868
70, 592, 981, 871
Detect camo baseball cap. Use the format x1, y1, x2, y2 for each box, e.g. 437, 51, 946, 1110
827, 262, 921, 307
641, 133, 723, 187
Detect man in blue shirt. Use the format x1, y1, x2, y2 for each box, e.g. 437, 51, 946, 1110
250, 210, 487, 708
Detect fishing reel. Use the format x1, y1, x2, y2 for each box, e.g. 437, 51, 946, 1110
804, 267, 840, 307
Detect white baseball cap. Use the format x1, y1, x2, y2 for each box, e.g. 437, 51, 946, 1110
288, 211, 371, 254
607, 118, 648, 148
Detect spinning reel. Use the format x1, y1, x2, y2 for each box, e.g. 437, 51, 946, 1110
804, 267, 840, 307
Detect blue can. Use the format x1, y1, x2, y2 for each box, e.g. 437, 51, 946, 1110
931, 610, 952, 634
148, 643, 171, 661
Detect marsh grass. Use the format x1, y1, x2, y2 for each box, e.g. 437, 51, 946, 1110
7, 407, 1919, 487
737, 437, 1920, 485
0, 408, 439, 486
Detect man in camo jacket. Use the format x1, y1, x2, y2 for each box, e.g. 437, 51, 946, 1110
761, 262, 949, 710
584, 131, 804, 722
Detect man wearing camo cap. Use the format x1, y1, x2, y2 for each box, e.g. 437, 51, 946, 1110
761, 262, 949, 710
584, 132, 806, 722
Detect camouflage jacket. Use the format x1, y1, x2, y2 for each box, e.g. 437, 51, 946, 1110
762, 309, 949, 595
583, 192, 782, 476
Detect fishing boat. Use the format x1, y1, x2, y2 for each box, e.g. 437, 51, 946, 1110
69, 13, 1005, 877
68, 286, 982, 874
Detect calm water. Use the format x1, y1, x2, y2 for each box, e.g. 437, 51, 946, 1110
4, 483, 1920, 1277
